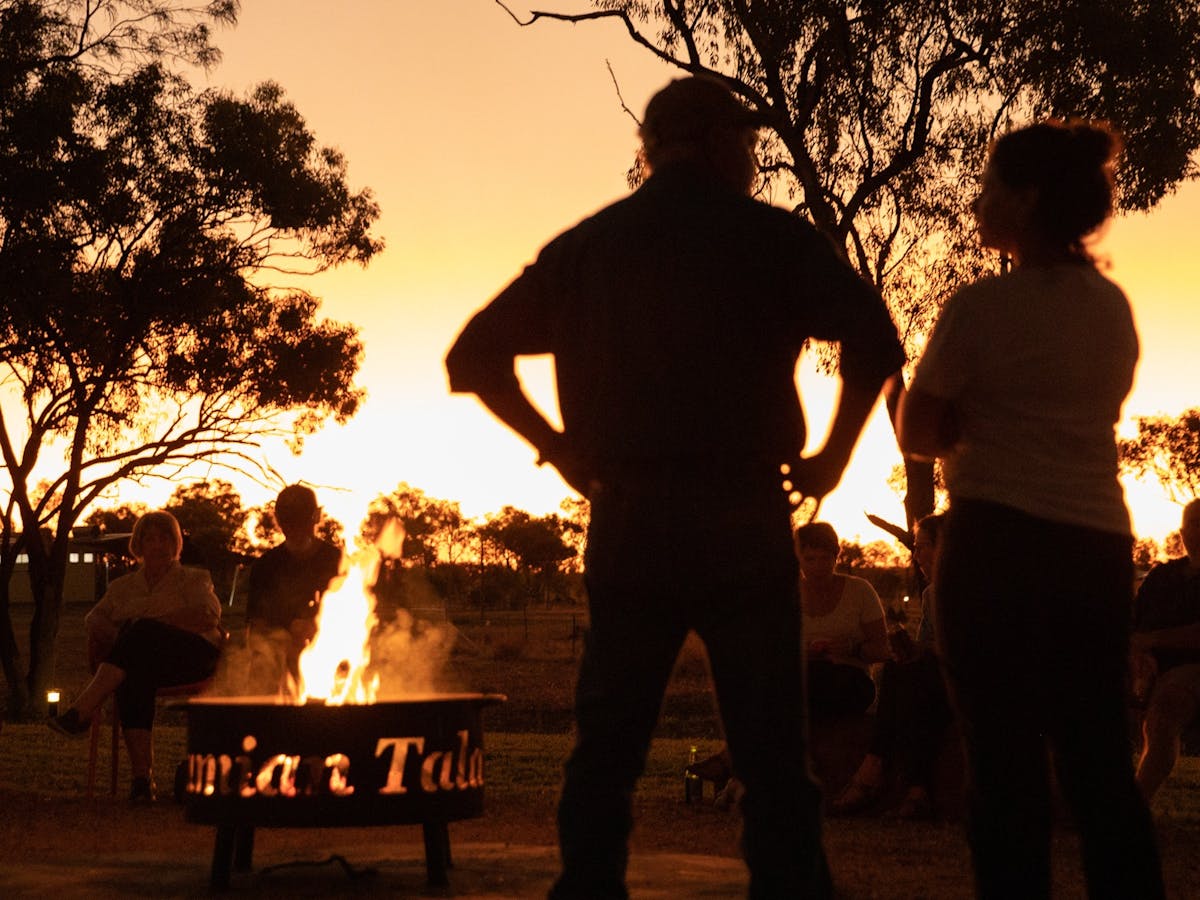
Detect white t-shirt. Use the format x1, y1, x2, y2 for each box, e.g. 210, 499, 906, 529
910, 264, 1137, 535
802, 575, 885, 667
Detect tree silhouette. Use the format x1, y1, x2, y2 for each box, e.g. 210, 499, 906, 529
0, 2, 381, 716
1119, 408, 1200, 506
360, 484, 469, 568
497, 0, 1200, 527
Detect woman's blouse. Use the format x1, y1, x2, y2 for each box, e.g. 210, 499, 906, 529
910, 264, 1137, 536
86, 561, 223, 645
802, 575, 886, 668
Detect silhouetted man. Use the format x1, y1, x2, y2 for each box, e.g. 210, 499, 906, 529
446, 76, 904, 899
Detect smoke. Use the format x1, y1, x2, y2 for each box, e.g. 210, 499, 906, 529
205, 629, 295, 699
205, 515, 460, 702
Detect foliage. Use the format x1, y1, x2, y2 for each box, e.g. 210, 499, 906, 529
501, 0, 1200, 527
1119, 408, 1200, 505
165, 479, 250, 557
360, 483, 468, 567
478, 506, 576, 574
557, 496, 589, 573
83, 501, 146, 535
509, 0, 1200, 322
0, 0, 381, 716
1132, 536, 1162, 570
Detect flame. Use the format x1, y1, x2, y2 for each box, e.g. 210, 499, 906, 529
280, 518, 452, 705
295, 530, 396, 704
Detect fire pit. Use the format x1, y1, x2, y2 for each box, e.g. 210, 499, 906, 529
177, 692, 505, 889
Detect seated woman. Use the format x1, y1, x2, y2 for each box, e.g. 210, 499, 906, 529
797, 521, 890, 722
48, 510, 224, 801
831, 512, 953, 819
692, 521, 889, 805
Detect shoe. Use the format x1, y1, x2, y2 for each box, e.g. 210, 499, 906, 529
686, 750, 732, 787
129, 775, 157, 803
829, 779, 883, 816
47, 708, 91, 738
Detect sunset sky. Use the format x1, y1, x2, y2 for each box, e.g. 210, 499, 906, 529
147, 2, 1200, 544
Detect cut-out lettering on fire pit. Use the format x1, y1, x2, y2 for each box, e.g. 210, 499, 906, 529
184, 727, 485, 798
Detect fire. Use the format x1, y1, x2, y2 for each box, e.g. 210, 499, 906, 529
296, 520, 405, 704
296, 561, 377, 704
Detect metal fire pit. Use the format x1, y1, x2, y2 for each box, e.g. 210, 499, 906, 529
177, 693, 505, 889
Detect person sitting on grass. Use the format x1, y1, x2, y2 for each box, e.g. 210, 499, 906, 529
830, 512, 953, 819
691, 521, 890, 807
797, 521, 891, 723
1130, 497, 1200, 802
48, 510, 224, 802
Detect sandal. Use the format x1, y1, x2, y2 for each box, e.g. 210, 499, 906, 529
829, 778, 883, 816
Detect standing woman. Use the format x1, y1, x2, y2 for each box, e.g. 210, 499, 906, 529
49, 510, 223, 801
899, 122, 1163, 898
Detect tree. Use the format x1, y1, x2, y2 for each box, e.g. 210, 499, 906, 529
360, 484, 469, 568
1132, 537, 1161, 571
1119, 408, 1200, 505
165, 478, 253, 599
0, 2, 381, 716
83, 503, 146, 536
478, 506, 577, 605
498, 1, 1200, 527
558, 496, 589, 573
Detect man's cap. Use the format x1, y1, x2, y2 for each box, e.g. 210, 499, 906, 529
640, 76, 769, 146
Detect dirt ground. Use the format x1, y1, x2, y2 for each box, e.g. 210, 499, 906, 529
4, 601, 1200, 897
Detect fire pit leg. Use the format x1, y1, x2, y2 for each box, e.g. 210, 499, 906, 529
422, 821, 452, 886
233, 825, 255, 872
210, 825, 237, 890
208, 824, 253, 889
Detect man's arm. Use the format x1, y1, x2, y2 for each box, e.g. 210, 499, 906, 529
790, 371, 899, 501
454, 371, 596, 497
446, 264, 597, 497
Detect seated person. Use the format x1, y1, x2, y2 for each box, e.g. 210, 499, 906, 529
246, 484, 343, 695
691, 521, 889, 804
48, 510, 224, 802
1130, 497, 1200, 801
832, 512, 953, 819
797, 521, 890, 722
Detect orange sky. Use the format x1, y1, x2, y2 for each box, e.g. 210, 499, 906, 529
147, 2, 1199, 544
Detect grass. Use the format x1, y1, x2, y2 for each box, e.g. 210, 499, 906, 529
4, 602, 1200, 897
3, 722, 1199, 898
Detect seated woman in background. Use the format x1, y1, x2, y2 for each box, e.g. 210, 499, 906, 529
831, 512, 953, 819
691, 521, 889, 804
797, 521, 890, 722
48, 510, 224, 802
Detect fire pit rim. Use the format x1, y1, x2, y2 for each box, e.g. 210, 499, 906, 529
173, 691, 507, 708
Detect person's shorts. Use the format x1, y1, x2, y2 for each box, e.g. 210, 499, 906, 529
1155, 663, 1200, 704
